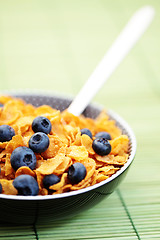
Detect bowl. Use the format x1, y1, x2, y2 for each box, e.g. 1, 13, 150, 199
0, 92, 136, 224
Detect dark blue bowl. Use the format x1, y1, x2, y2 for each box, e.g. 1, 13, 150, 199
0, 92, 136, 224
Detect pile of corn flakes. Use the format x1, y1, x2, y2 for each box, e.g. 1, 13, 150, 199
0, 95, 129, 196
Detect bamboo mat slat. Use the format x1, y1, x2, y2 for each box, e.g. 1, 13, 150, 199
0, 0, 160, 239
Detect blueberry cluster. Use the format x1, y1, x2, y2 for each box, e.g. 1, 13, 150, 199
10, 116, 51, 173
81, 128, 112, 156
29, 116, 51, 153
0, 120, 112, 196
0, 116, 52, 196
66, 129, 112, 185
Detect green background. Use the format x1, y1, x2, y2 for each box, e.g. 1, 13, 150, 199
0, 0, 160, 239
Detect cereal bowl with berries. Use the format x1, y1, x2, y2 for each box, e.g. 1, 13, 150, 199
0, 92, 136, 224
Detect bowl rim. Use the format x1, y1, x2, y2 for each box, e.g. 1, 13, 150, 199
0, 90, 137, 201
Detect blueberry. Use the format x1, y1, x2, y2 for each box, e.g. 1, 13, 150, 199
0, 103, 3, 108
68, 162, 87, 184
0, 125, 15, 142
13, 174, 39, 196
32, 116, 52, 134
80, 128, 92, 139
29, 132, 49, 153
0, 183, 2, 193
11, 146, 37, 171
43, 174, 60, 190
92, 138, 111, 156
95, 131, 111, 140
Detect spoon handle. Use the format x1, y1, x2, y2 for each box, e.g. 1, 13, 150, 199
68, 6, 155, 116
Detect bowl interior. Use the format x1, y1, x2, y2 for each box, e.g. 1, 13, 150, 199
0, 92, 136, 200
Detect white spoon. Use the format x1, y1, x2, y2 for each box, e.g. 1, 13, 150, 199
68, 6, 155, 116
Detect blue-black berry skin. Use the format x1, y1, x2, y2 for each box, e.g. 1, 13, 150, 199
0, 103, 3, 108
0, 125, 15, 142
0, 183, 2, 193
32, 116, 52, 134
43, 174, 60, 190
10, 146, 37, 171
95, 131, 111, 140
68, 162, 87, 184
80, 128, 92, 139
29, 132, 49, 153
92, 138, 111, 156
13, 174, 39, 196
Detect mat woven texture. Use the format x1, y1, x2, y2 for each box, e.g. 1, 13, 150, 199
0, 1, 160, 239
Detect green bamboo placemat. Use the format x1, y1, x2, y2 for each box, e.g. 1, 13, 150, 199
0, 0, 160, 239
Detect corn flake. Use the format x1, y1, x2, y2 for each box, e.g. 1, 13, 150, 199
67, 146, 88, 161
0, 179, 17, 195
15, 166, 35, 178
36, 153, 66, 175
